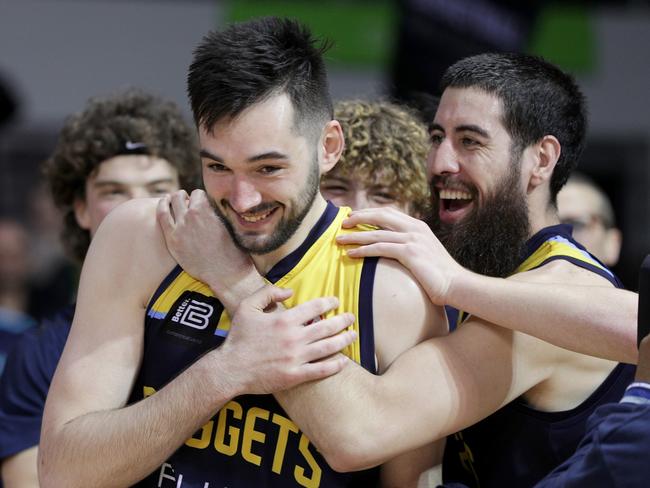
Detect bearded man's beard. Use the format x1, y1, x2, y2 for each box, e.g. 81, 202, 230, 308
428, 161, 531, 278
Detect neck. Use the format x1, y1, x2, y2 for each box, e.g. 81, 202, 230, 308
526, 185, 560, 237
250, 196, 328, 275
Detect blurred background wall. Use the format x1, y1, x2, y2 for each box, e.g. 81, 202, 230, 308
0, 0, 649, 290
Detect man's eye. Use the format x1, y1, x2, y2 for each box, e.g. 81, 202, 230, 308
259, 166, 280, 175
149, 186, 172, 196
207, 163, 228, 172
430, 133, 443, 145
461, 137, 479, 147
372, 192, 397, 203
321, 184, 348, 195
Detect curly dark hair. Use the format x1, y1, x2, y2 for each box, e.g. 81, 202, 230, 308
43, 88, 201, 262
327, 100, 430, 216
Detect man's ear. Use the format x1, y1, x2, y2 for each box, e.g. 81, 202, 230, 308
529, 135, 561, 189
320, 120, 344, 174
73, 197, 91, 230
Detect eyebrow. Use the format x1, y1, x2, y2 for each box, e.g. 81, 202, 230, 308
200, 149, 289, 163
430, 123, 490, 139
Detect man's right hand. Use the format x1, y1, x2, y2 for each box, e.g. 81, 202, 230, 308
157, 189, 263, 312
217, 285, 356, 395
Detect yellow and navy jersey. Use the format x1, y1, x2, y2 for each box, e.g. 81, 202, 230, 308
442, 224, 635, 488
129, 202, 379, 488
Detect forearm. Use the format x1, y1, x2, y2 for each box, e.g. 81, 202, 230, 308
448, 272, 638, 363
275, 354, 446, 472
275, 363, 389, 471
39, 352, 240, 488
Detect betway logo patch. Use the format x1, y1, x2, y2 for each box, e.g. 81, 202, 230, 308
171, 297, 214, 329
160, 291, 224, 347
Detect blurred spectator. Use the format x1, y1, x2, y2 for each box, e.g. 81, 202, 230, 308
0, 88, 199, 488
321, 100, 430, 217
557, 172, 622, 266
24, 183, 77, 321
0, 219, 36, 374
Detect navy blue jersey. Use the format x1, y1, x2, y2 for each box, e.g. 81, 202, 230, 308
535, 400, 650, 487
442, 224, 636, 488
129, 203, 379, 487
0, 305, 73, 459
0, 309, 36, 375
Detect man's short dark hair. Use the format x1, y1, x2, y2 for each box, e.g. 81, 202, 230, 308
440, 52, 587, 203
188, 16, 333, 141
43, 88, 201, 262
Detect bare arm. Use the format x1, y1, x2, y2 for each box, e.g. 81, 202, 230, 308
2, 448, 39, 488
339, 207, 637, 363
39, 199, 355, 487
277, 314, 555, 471
371, 259, 447, 487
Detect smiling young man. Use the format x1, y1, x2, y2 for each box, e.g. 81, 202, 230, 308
38, 18, 443, 488
320, 100, 431, 217
158, 52, 639, 488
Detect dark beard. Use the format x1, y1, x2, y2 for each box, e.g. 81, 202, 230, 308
209, 160, 320, 255
429, 164, 530, 278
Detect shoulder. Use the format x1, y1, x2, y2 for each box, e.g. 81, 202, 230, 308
82, 198, 176, 306
372, 258, 448, 371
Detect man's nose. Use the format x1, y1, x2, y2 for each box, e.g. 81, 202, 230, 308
228, 175, 262, 213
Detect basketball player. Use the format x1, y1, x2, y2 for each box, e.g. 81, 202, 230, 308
39, 18, 443, 487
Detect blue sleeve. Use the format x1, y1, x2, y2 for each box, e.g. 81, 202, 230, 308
535, 401, 650, 487
0, 306, 73, 459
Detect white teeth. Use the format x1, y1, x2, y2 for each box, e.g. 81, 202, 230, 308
439, 189, 472, 200
241, 210, 273, 222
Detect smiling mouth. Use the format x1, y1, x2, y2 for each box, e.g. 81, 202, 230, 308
235, 206, 279, 225
241, 209, 275, 222
438, 188, 473, 212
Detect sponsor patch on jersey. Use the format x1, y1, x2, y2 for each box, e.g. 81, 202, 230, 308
160, 291, 224, 346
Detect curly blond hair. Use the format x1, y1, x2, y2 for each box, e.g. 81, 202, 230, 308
329, 100, 430, 216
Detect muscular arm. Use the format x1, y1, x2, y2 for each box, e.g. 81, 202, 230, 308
339, 207, 637, 363
39, 200, 236, 487
277, 314, 555, 472
446, 262, 638, 364
371, 259, 448, 487
40, 199, 355, 487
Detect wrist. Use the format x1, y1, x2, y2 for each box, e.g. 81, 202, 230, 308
445, 266, 479, 310
200, 347, 247, 400
209, 271, 266, 314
